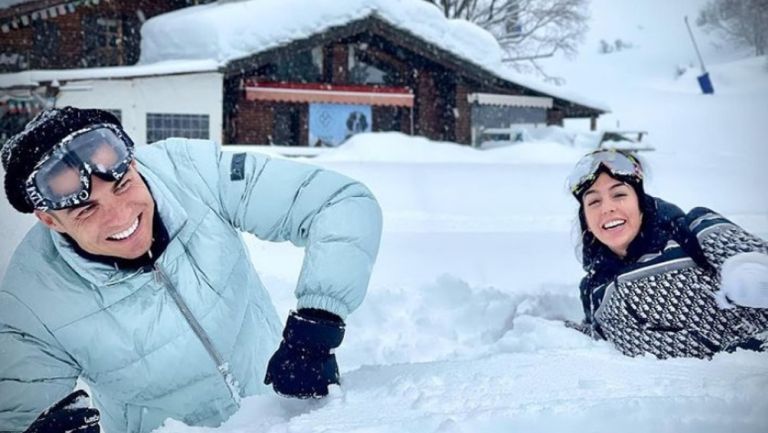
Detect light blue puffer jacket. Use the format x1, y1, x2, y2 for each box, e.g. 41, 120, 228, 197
0, 139, 382, 433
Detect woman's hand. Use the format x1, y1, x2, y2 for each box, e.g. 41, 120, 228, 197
716, 252, 768, 309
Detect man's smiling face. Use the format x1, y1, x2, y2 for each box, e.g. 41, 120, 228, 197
35, 161, 155, 259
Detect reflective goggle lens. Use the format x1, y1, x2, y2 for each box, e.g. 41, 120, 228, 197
567, 150, 642, 196
26, 124, 133, 210
33, 155, 89, 203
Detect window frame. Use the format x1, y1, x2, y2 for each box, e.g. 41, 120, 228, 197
146, 113, 210, 143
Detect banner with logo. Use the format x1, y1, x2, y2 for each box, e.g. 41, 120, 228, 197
309, 103, 372, 147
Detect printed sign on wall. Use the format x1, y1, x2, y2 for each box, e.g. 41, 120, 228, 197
309, 103, 372, 147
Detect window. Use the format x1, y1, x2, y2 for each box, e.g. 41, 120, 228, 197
347, 45, 400, 85
96, 18, 121, 49
470, 105, 547, 146
82, 16, 124, 66
270, 48, 323, 82
146, 113, 209, 143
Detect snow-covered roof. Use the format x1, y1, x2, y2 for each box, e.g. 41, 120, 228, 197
0, 0, 33, 9
140, 0, 609, 112
0, 59, 220, 88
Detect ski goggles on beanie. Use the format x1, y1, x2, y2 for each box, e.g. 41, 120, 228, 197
567, 149, 643, 198
25, 123, 134, 211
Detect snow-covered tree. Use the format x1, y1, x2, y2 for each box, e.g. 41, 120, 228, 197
696, 0, 768, 56
423, 0, 590, 82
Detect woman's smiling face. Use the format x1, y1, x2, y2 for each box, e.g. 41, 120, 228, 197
582, 172, 643, 257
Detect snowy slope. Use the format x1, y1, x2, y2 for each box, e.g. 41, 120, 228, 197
539, 0, 768, 220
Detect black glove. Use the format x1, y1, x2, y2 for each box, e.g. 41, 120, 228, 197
264, 308, 345, 398
24, 390, 100, 433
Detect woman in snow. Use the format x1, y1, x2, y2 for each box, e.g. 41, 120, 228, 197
567, 149, 768, 359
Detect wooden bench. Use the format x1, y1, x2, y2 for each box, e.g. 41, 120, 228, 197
598, 130, 654, 152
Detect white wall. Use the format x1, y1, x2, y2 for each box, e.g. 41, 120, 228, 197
0, 164, 37, 282
56, 72, 224, 145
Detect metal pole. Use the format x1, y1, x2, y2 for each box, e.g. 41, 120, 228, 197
684, 16, 707, 73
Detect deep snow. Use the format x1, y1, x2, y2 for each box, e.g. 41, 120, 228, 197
1, 0, 767, 432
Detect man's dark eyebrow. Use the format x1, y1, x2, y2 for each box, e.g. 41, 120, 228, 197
65, 201, 91, 214
112, 176, 127, 192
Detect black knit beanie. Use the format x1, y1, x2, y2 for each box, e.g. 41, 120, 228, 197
1, 106, 123, 214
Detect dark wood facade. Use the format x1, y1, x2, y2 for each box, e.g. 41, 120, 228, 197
0, 0, 211, 72
223, 17, 603, 146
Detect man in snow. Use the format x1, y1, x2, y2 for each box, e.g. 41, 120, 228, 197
0, 107, 382, 433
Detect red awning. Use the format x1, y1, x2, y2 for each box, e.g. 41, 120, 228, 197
244, 81, 414, 108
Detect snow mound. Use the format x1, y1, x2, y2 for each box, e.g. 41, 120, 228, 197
343, 275, 588, 368
153, 274, 768, 433
313, 131, 587, 164
313, 132, 489, 163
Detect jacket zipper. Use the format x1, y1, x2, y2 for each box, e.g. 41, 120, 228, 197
154, 265, 242, 405
104, 267, 146, 286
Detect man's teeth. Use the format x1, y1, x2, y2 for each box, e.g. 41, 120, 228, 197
109, 218, 139, 240
603, 219, 626, 229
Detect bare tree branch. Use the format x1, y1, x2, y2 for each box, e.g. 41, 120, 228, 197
697, 0, 768, 56
425, 0, 589, 80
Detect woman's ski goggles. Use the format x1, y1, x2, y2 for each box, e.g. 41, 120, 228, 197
567, 149, 643, 197
25, 123, 134, 211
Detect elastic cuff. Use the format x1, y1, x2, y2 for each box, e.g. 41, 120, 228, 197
285, 310, 345, 349
297, 294, 350, 320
